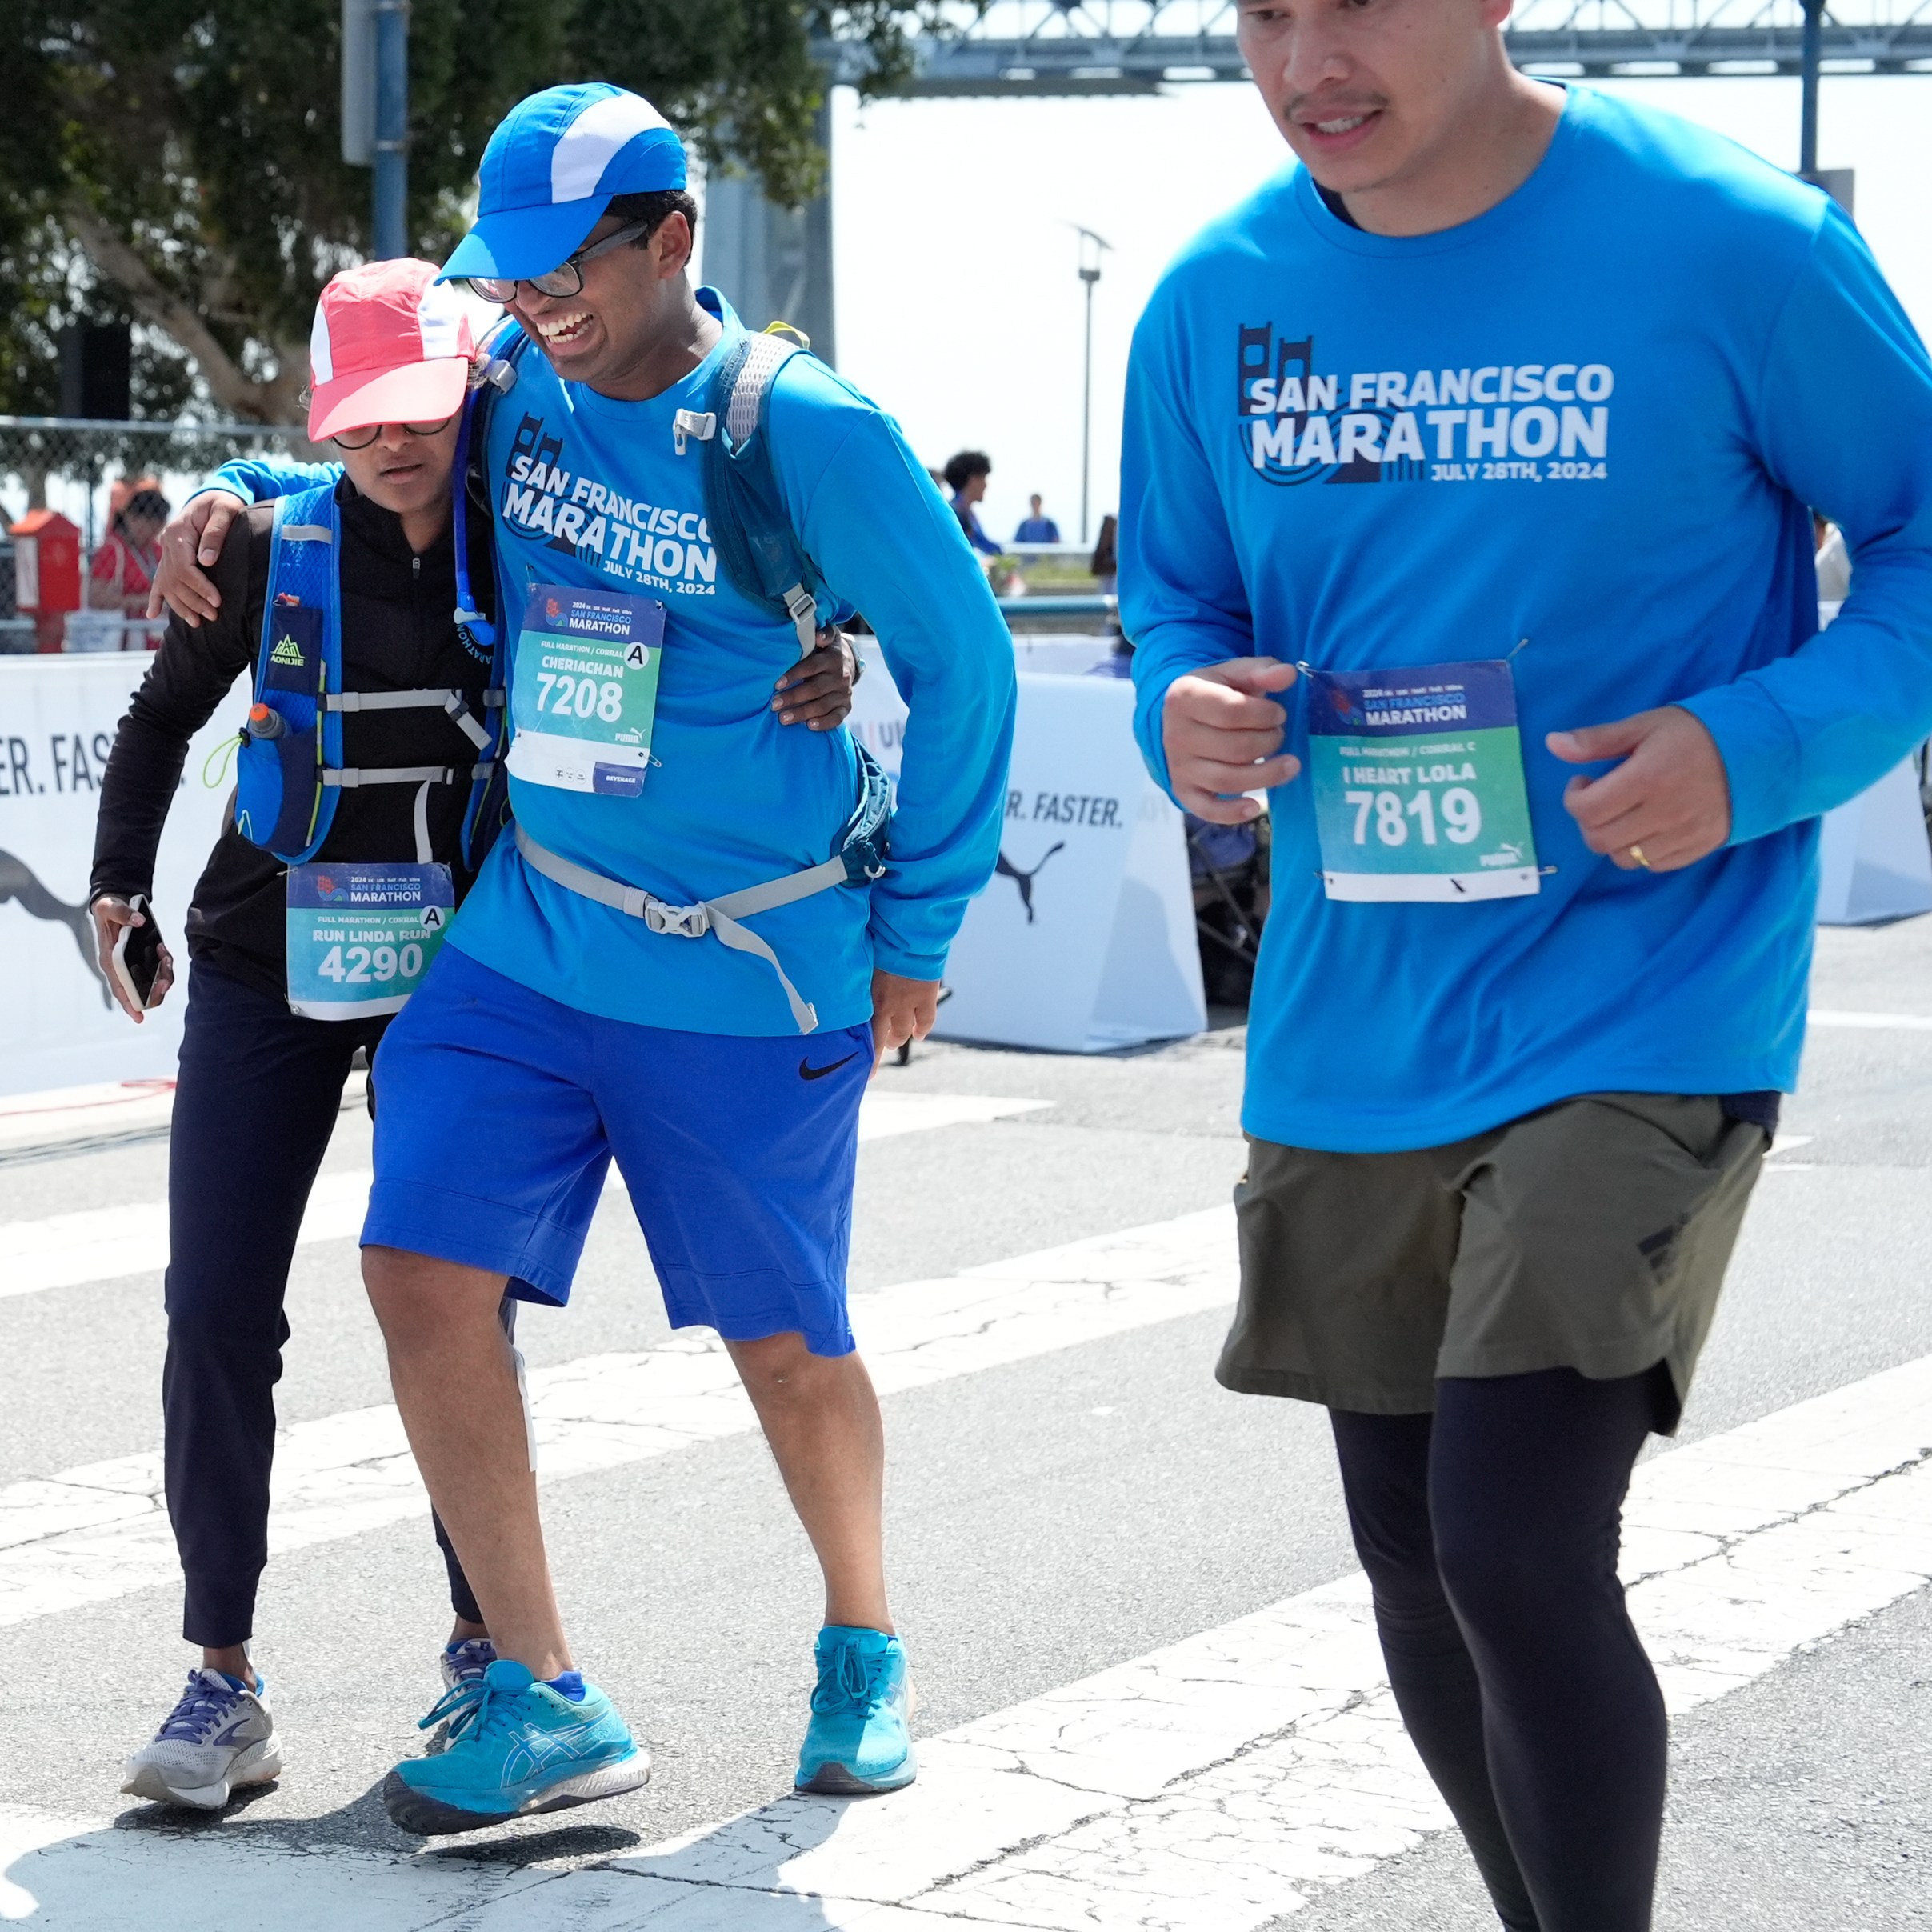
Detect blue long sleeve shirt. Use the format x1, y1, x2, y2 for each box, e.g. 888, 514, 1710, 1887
215, 290, 1016, 1036
1122, 86, 1932, 1151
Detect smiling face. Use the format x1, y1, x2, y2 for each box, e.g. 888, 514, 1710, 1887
507, 210, 694, 391
337, 418, 459, 520
1237, 0, 1516, 199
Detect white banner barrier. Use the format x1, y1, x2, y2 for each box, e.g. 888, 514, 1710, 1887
10, 639, 1914, 1089
1816, 756, 1932, 926
851, 640, 1206, 1053
0, 656, 247, 1097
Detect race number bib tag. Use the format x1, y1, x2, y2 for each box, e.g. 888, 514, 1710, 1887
1306, 661, 1540, 902
285, 862, 455, 1019
507, 582, 666, 797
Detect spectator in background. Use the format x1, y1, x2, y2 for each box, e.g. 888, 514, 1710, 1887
1015, 494, 1061, 543
90, 481, 170, 617
944, 450, 1002, 558
1090, 512, 1118, 594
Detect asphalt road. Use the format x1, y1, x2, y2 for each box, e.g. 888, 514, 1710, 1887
1, 913, 1929, 1926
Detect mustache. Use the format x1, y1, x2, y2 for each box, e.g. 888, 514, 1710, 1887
1284, 94, 1387, 120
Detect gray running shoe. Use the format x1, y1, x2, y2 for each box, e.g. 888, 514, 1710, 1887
440, 1637, 498, 1691
429, 1637, 499, 1751
122, 1668, 282, 1810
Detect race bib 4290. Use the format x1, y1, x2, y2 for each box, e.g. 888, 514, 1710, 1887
285, 861, 454, 1018
1305, 660, 1539, 902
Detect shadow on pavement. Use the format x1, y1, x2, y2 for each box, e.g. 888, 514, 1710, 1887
6, 1779, 879, 1930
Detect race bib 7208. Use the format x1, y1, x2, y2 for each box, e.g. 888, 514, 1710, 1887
507, 582, 666, 798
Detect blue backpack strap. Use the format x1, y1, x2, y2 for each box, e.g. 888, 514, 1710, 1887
454, 318, 526, 869
698, 332, 824, 654
236, 484, 342, 862
452, 317, 526, 655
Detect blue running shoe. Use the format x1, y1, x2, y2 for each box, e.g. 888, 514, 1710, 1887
383, 1658, 649, 1835
795, 1626, 916, 1794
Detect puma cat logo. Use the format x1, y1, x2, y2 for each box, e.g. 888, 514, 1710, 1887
995, 842, 1065, 924
0, 851, 110, 1006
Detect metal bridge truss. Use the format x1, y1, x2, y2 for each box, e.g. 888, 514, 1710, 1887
822, 0, 1932, 92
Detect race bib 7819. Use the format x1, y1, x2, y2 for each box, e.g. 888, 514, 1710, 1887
1305, 660, 1540, 902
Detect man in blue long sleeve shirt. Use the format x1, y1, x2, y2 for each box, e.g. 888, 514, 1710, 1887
1122, 2, 1932, 1926
197, 86, 1014, 1832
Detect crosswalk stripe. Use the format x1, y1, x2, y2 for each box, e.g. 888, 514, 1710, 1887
0, 1207, 1233, 1629
0, 1091, 1051, 1301
4, 1348, 1928, 1929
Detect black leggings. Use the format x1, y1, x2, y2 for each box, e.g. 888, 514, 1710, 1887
166, 962, 491, 1643
1330, 1367, 1671, 1932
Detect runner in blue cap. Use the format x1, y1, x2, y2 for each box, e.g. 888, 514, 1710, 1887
191, 81, 1015, 1832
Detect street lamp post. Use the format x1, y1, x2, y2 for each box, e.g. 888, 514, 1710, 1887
372, 0, 410, 260
1071, 225, 1113, 549
1798, 0, 1824, 179
342, 0, 410, 259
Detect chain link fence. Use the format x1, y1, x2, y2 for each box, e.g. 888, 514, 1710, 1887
0, 418, 313, 653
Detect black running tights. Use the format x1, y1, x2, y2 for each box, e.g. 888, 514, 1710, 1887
1329, 1367, 1670, 1932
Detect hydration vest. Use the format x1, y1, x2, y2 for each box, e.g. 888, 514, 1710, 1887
234, 481, 507, 866
479, 315, 894, 1034
678, 326, 828, 656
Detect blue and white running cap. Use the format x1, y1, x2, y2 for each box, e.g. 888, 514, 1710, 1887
441, 82, 686, 285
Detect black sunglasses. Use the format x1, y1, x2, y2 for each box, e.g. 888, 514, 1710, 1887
462, 221, 652, 305
330, 414, 460, 451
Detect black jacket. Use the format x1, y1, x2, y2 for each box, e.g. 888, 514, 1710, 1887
91, 478, 497, 1002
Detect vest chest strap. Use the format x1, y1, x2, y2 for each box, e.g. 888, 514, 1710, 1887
324, 687, 506, 750
322, 761, 496, 790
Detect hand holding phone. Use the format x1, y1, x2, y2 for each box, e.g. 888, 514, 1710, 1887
91, 893, 175, 1022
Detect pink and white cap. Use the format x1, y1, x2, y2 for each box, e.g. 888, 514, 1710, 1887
307, 258, 476, 442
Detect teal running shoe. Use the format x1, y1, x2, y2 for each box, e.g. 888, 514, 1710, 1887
794, 1626, 917, 1795
383, 1658, 649, 1835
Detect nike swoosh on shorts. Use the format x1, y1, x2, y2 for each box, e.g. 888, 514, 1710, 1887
799, 1052, 859, 1081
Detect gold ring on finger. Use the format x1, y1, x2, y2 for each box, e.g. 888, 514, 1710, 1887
1629, 843, 1650, 869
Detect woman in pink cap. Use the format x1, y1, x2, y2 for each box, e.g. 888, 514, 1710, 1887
93, 257, 856, 1814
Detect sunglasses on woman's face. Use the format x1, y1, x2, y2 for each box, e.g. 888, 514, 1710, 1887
330, 414, 458, 451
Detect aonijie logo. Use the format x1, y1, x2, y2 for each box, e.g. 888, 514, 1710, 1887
1236, 326, 1613, 489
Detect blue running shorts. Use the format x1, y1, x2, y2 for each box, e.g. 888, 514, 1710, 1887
363, 946, 870, 1355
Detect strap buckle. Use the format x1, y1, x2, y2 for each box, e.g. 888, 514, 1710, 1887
842, 834, 889, 885
642, 898, 710, 939
674, 409, 717, 456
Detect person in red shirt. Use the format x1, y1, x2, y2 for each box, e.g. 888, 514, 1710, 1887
89, 481, 172, 629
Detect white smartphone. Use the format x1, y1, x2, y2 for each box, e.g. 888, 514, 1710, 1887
110, 894, 166, 1011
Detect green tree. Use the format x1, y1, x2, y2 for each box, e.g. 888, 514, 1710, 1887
5, 2, 950, 423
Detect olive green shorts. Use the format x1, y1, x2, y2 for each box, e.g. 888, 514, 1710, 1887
1219, 1094, 1769, 1432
